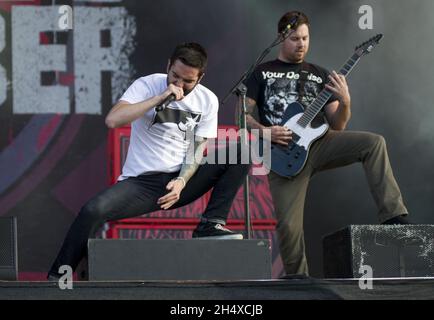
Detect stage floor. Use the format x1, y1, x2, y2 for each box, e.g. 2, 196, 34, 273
1, 277, 434, 300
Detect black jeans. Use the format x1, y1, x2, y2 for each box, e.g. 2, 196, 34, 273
49, 143, 251, 274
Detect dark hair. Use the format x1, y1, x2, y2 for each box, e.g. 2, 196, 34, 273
169, 42, 208, 75
277, 11, 309, 34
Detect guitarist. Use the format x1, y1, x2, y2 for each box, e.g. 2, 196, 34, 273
244, 11, 410, 276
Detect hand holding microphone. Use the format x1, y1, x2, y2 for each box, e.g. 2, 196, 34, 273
155, 84, 184, 112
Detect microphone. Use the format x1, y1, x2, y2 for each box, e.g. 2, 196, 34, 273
155, 93, 176, 112
281, 14, 300, 39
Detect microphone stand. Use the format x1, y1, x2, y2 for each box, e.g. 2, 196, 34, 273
221, 30, 293, 239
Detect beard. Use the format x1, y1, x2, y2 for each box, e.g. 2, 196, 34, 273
183, 87, 195, 96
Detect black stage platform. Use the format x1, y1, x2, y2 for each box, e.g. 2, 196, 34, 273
1, 278, 434, 300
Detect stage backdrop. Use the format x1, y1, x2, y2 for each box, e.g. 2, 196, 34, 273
1, 0, 434, 279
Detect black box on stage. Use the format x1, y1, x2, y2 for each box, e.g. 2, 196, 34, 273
0, 217, 18, 280
88, 239, 271, 281
323, 225, 434, 278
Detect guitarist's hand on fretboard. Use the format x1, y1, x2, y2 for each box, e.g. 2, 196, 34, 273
268, 125, 293, 146
324, 71, 351, 106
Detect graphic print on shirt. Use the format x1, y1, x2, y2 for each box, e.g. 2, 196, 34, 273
262, 71, 322, 125
151, 107, 202, 140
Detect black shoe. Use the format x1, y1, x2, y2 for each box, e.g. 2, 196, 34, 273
192, 223, 244, 240
280, 274, 312, 280
47, 273, 61, 282
382, 214, 412, 225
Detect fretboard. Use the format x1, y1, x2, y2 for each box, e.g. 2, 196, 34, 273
297, 53, 361, 127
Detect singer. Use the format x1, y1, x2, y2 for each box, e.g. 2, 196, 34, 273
47, 42, 250, 280
242, 11, 410, 276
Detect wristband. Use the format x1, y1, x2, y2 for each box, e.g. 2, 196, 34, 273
174, 176, 186, 188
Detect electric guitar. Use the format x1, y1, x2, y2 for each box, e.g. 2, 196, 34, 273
269, 34, 383, 178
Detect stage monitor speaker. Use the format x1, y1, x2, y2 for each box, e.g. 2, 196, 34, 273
88, 239, 271, 281
323, 225, 434, 278
0, 217, 18, 280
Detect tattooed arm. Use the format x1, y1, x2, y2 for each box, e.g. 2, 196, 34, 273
237, 98, 292, 146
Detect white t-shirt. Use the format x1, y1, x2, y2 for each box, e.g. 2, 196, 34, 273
117, 73, 218, 180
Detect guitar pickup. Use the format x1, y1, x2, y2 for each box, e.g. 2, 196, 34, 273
292, 133, 300, 143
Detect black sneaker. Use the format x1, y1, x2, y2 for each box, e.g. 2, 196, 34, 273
192, 223, 244, 240
47, 272, 61, 282
382, 214, 412, 225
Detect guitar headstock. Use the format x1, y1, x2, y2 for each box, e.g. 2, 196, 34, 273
355, 34, 383, 56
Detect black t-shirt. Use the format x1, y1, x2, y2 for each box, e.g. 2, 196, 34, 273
245, 59, 338, 127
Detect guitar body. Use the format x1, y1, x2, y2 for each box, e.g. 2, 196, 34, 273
270, 101, 329, 178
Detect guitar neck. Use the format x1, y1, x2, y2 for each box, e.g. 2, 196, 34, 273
297, 53, 361, 127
